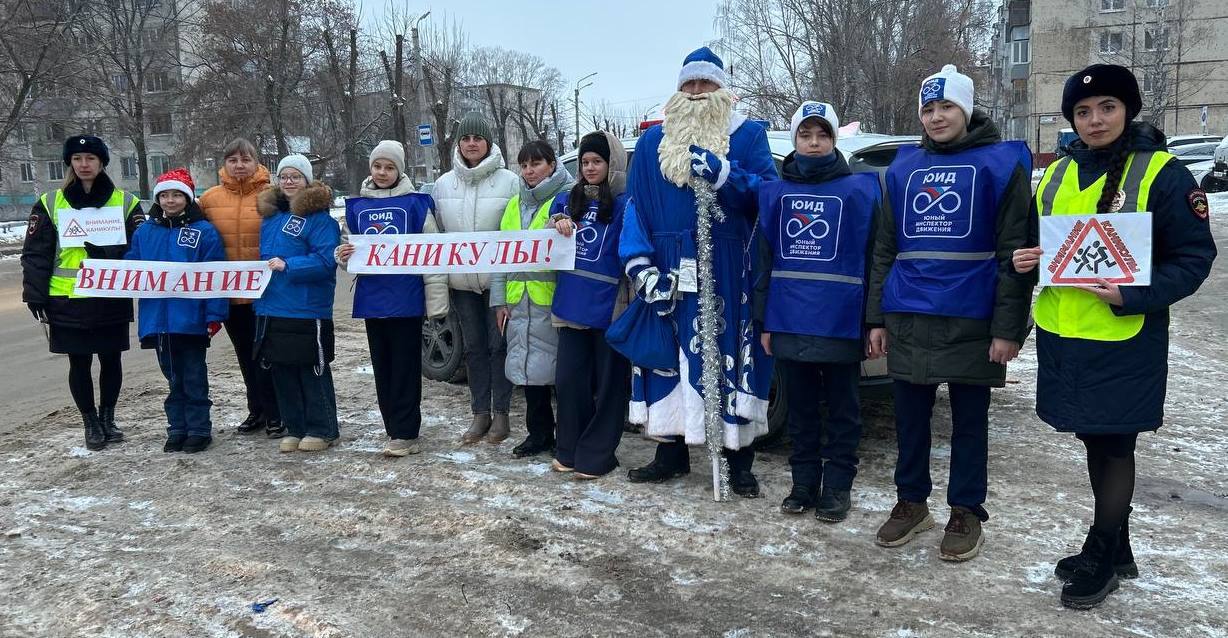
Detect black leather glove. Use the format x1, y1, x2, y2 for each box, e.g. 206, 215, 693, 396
83, 241, 107, 258
28, 303, 48, 323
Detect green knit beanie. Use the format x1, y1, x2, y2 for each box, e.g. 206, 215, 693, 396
455, 111, 494, 145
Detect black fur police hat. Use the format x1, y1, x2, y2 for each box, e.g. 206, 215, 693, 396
62, 135, 111, 167
1062, 64, 1142, 125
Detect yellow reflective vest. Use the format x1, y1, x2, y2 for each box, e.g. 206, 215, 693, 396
42, 188, 139, 298
1033, 150, 1172, 341
499, 195, 557, 306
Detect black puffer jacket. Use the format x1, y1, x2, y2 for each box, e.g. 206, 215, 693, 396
753, 150, 878, 363
21, 172, 146, 329
866, 112, 1034, 387
1023, 122, 1217, 433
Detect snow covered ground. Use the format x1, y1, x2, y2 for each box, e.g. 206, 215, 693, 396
0, 198, 1224, 637
0, 221, 27, 245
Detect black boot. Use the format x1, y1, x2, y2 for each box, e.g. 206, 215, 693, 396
511, 436, 555, 458
628, 459, 689, 483
164, 433, 187, 453
729, 470, 760, 498
82, 410, 106, 451
265, 419, 287, 439
780, 484, 818, 514
182, 435, 213, 454
235, 413, 264, 435
97, 405, 124, 444
1055, 506, 1139, 581
1061, 526, 1120, 610
628, 442, 690, 483
814, 488, 853, 522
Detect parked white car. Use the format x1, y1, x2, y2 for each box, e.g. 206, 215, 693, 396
1166, 133, 1222, 149
1199, 135, 1228, 192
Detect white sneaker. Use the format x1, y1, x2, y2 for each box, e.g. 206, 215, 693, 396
298, 436, 335, 452
383, 438, 421, 457
279, 437, 302, 453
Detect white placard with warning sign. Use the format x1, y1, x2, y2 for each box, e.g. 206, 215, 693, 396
57, 205, 127, 248
1039, 212, 1151, 287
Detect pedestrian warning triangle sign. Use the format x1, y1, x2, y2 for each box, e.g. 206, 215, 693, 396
1049, 218, 1134, 284
63, 218, 88, 238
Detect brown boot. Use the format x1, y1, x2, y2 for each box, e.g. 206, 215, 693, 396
461, 413, 492, 444
486, 412, 510, 444
876, 500, 935, 547
939, 506, 983, 562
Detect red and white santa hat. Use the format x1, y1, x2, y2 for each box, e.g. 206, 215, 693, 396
152, 167, 196, 201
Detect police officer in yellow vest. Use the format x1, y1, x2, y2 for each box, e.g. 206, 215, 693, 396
490, 141, 573, 459
1013, 65, 1216, 610
21, 135, 145, 451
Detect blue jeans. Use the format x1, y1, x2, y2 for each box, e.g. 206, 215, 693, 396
155, 341, 212, 437
270, 363, 339, 439
892, 380, 990, 520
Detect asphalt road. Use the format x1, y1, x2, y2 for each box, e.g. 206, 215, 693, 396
0, 257, 354, 432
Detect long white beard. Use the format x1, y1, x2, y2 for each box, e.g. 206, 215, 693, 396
658, 89, 734, 188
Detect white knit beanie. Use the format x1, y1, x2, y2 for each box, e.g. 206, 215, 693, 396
276, 153, 313, 183
918, 64, 975, 122
369, 140, 406, 175
790, 101, 840, 144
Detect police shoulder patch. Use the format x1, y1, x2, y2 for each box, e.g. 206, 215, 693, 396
26, 213, 39, 236
1187, 189, 1209, 220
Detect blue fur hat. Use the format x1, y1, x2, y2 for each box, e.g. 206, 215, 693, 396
678, 47, 727, 90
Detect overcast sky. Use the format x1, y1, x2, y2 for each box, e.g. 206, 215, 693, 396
360, 0, 722, 124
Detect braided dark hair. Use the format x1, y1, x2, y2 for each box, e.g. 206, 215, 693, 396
1095, 145, 1131, 214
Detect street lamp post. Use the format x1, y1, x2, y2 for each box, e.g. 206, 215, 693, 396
574, 72, 597, 149
412, 11, 432, 183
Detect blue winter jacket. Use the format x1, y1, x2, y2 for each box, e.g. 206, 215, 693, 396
124, 201, 229, 342
253, 182, 340, 320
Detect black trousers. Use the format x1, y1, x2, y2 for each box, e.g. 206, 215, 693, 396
654, 437, 755, 474
366, 317, 424, 440
223, 303, 279, 421
523, 384, 556, 442
779, 359, 863, 491
893, 380, 990, 519
555, 327, 630, 475
270, 363, 339, 439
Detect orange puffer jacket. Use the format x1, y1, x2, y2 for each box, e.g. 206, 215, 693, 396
199, 164, 271, 304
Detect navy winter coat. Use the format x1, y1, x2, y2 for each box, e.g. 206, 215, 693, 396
1023, 122, 1217, 433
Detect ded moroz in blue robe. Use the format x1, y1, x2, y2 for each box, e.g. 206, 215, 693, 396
618, 113, 779, 450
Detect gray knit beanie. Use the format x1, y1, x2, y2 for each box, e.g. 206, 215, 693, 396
276, 153, 313, 183
455, 111, 494, 144
369, 140, 406, 175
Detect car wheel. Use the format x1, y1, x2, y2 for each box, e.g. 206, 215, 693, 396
753, 366, 790, 449
1200, 174, 1225, 193
421, 309, 467, 383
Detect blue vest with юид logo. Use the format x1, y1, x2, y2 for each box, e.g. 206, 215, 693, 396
759, 172, 878, 340
344, 193, 433, 319
551, 191, 627, 329
882, 141, 1030, 320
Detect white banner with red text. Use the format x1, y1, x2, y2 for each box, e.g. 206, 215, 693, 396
345, 230, 575, 274
73, 259, 273, 298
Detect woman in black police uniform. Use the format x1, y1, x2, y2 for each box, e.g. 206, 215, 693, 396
21, 135, 145, 451
1013, 64, 1216, 609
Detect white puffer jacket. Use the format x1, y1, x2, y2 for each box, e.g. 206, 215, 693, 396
432, 143, 519, 292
